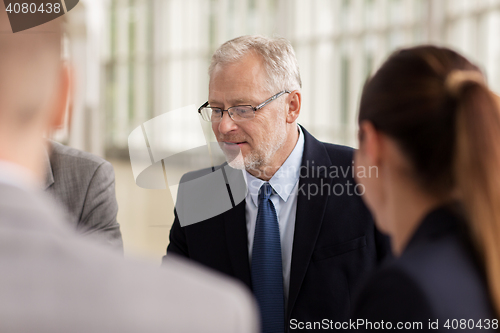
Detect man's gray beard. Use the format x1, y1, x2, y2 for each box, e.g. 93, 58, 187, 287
226, 125, 288, 177
226, 151, 246, 170
226, 150, 260, 170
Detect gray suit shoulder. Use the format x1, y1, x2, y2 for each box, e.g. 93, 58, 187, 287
49, 140, 111, 173
46, 141, 123, 251
48, 140, 115, 192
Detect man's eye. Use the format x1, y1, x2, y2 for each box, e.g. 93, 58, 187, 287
212, 109, 223, 114
235, 107, 250, 114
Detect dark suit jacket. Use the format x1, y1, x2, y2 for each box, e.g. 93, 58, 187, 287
352, 206, 497, 332
166, 126, 390, 332
45, 141, 123, 252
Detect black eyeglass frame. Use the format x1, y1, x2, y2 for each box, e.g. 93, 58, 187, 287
198, 90, 291, 122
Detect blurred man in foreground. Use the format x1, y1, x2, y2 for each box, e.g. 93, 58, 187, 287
0, 6, 257, 333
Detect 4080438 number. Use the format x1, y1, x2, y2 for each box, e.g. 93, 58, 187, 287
5, 2, 61, 14
444, 319, 499, 330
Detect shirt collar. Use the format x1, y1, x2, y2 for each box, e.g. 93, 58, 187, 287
245, 126, 305, 207
0, 159, 39, 191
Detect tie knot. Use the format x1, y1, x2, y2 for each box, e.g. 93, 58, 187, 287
258, 182, 273, 201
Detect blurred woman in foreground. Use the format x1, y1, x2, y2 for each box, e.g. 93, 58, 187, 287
352, 46, 499, 330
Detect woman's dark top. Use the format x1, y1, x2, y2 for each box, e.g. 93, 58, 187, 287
352, 206, 497, 332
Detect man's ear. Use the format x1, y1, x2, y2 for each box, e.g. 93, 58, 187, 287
50, 63, 72, 130
359, 120, 382, 166
286, 90, 301, 123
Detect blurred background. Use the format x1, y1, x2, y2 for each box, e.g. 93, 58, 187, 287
56, 0, 500, 263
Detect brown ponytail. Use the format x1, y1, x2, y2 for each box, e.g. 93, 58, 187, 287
358, 45, 500, 317
452, 75, 500, 316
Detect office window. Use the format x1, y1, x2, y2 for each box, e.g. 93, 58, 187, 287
100, 0, 500, 154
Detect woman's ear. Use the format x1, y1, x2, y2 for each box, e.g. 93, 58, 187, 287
358, 120, 382, 166
286, 90, 301, 123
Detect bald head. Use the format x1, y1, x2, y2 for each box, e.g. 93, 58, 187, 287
0, 4, 62, 126
0, 4, 67, 184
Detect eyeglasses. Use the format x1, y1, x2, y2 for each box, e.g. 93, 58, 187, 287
198, 90, 291, 123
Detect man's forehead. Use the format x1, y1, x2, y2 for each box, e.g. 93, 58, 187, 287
210, 52, 267, 81
208, 90, 261, 105
208, 52, 270, 104
210, 65, 265, 87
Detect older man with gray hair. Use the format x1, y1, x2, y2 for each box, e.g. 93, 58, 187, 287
167, 35, 390, 333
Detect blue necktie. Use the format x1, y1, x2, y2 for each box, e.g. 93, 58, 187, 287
251, 182, 284, 333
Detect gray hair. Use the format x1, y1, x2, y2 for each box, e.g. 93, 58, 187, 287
208, 35, 302, 94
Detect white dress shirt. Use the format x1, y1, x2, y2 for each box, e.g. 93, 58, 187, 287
0, 160, 38, 190
245, 126, 305, 303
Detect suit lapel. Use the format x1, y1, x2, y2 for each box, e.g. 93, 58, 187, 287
44, 145, 54, 190
287, 127, 333, 318
224, 201, 252, 289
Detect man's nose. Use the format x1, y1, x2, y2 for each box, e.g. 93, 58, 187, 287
217, 111, 238, 134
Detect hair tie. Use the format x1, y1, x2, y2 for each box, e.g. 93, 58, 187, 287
445, 70, 485, 97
